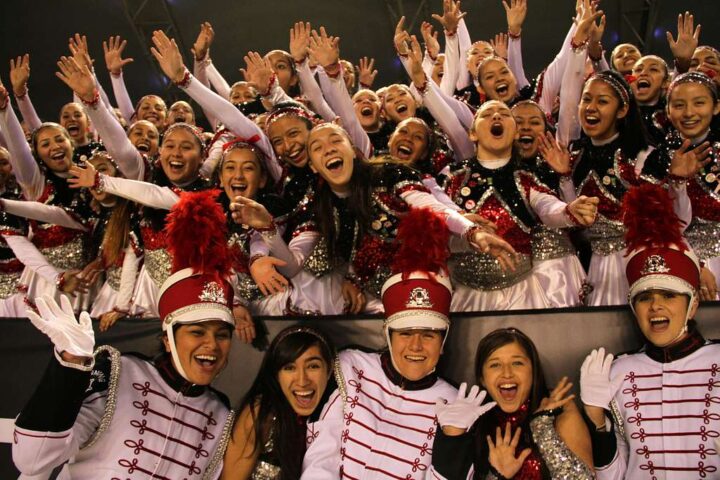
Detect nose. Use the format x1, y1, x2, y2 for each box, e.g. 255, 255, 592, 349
409, 333, 423, 351
297, 367, 308, 386
501, 363, 513, 377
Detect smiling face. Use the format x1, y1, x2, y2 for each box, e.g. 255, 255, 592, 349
266, 50, 299, 94
353, 89, 381, 131
277, 344, 330, 416
128, 120, 160, 157
88, 153, 117, 203
137, 95, 167, 129
511, 102, 546, 159
220, 147, 266, 201
477, 58, 518, 103
34, 125, 73, 173
667, 82, 720, 139
308, 124, 355, 193
389, 329, 443, 381
0, 148, 12, 187
60, 103, 90, 145
383, 84, 417, 123
579, 79, 628, 141
167, 101, 195, 126
633, 289, 697, 347
611, 43, 641, 74
267, 115, 311, 168
388, 118, 430, 165
164, 321, 232, 385
432, 53, 445, 85
471, 100, 516, 159
341, 60, 356, 91
230, 82, 258, 105
158, 127, 203, 184
690, 47, 720, 85
467, 41, 495, 79
480, 341, 533, 413
631, 56, 669, 104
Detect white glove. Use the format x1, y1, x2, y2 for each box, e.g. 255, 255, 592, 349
435, 383, 497, 431
27, 295, 95, 359
580, 347, 623, 410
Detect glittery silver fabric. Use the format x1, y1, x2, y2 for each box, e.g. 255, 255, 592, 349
40, 237, 87, 270
145, 248, 172, 286
587, 215, 625, 256
303, 239, 333, 277
450, 252, 532, 290
364, 265, 392, 298
235, 272, 263, 303
530, 414, 594, 479
684, 218, 720, 260
531, 227, 575, 261
251, 460, 282, 480
106, 265, 122, 291
203, 409, 237, 480
80, 346, 121, 450
0, 271, 20, 299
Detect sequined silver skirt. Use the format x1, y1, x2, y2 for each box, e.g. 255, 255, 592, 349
0, 271, 20, 299
235, 272, 263, 303
450, 252, 532, 290
145, 248, 172, 287
39, 237, 87, 270
587, 215, 625, 256
106, 265, 122, 291
531, 227, 575, 261
685, 218, 720, 259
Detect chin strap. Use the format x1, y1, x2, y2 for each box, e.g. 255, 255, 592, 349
165, 326, 191, 383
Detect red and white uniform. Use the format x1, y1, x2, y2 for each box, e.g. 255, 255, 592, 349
594, 330, 720, 479
302, 349, 457, 480
13, 348, 232, 479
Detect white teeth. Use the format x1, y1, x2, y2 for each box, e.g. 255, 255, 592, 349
295, 390, 314, 397
231, 183, 247, 189
499, 383, 517, 389
396, 104, 408, 113
326, 158, 343, 169
195, 355, 217, 361
287, 150, 301, 159
169, 161, 183, 167
51, 152, 65, 159
361, 107, 373, 115
650, 317, 669, 323
397, 145, 412, 155
405, 355, 425, 361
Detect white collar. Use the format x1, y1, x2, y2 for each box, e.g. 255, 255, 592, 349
591, 132, 620, 146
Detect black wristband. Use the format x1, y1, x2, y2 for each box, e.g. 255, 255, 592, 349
489, 464, 512, 480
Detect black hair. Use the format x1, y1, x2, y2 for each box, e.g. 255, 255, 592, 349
235, 326, 335, 480
471, 328, 551, 479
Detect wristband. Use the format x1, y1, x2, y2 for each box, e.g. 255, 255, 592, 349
174, 68, 192, 88
14, 88, 28, 100
444, 29, 457, 37
508, 30, 522, 39
92, 171, 106, 193
531, 406, 564, 419
564, 204, 584, 227
415, 77, 429, 95
80, 89, 101, 109
323, 62, 342, 79
248, 253, 265, 268
260, 72, 278, 97
570, 38, 588, 52
488, 464, 511, 480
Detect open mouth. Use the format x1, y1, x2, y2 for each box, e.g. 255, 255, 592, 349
649, 316, 670, 332
145, 113, 159, 122
396, 104, 408, 114
681, 119, 700, 129
293, 389, 316, 409
490, 122, 505, 137
518, 135, 534, 146
498, 383, 518, 401
66, 123, 80, 136
50, 151, 67, 162
361, 106, 373, 116
495, 83, 509, 97
136, 142, 150, 153
404, 354, 426, 363
584, 114, 600, 126
284, 148, 305, 165
395, 143, 413, 159
230, 182, 248, 195
194, 354, 218, 370
168, 160, 185, 172
173, 115, 186, 123
325, 158, 343, 171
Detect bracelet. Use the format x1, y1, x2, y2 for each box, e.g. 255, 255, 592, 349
174, 68, 192, 88
444, 29, 457, 37
14, 88, 28, 100
345, 274, 362, 290
292, 56, 307, 66
109, 70, 122, 78
248, 253, 265, 268
92, 171, 106, 193
488, 464, 511, 480
564, 204, 584, 227
666, 173, 689, 186
80, 89, 101, 109
255, 220, 277, 239
56, 272, 67, 291
415, 77, 429, 95
531, 406, 564, 419
260, 72, 278, 97
570, 38, 588, 52
463, 225, 483, 246
359, 81, 372, 89
323, 62, 342, 79
507, 30, 522, 39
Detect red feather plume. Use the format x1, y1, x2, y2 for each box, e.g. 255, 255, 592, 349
164, 189, 232, 278
392, 207, 450, 279
622, 183, 687, 253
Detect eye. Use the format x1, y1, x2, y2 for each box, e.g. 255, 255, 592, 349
282, 364, 296, 372
487, 362, 500, 369
307, 361, 323, 370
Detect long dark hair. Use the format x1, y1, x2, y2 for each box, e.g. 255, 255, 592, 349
472, 328, 551, 479
586, 70, 649, 159
235, 325, 335, 480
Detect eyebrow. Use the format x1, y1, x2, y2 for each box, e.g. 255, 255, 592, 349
305, 356, 324, 363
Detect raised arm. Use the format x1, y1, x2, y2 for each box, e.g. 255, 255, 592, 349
290, 21, 336, 121
0, 199, 88, 230
504, 0, 530, 88
10, 54, 43, 131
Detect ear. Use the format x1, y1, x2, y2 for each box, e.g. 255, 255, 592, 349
616, 103, 629, 120
332, 116, 344, 128
469, 127, 478, 143
713, 101, 720, 116
688, 295, 700, 319
258, 171, 268, 189
309, 161, 318, 173
162, 333, 170, 353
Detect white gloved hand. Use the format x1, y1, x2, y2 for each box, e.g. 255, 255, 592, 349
580, 347, 623, 409
435, 382, 497, 430
27, 295, 95, 358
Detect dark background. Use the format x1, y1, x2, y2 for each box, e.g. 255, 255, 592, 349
1, 0, 719, 129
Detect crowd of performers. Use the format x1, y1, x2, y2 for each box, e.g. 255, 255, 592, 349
5, 0, 720, 477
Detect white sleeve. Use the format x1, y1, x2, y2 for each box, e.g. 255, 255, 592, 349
296, 60, 336, 122
200, 132, 231, 179
529, 189, 575, 228
93, 71, 114, 113
0, 103, 45, 200
206, 62, 232, 100
440, 31, 460, 96
114, 245, 139, 310
1, 199, 87, 230
508, 36, 530, 89
559, 176, 577, 202
671, 182, 692, 232
109, 71, 135, 124
180, 74, 282, 182
3, 234, 60, 284
193, 57, 220, 132
401, 189, 474, 237
249, 231, 271, 256
455, 19, 473, 91
422, 176, 461, 211
317, 70, 372, 158
556, 46, 588, 146
262, 75, 294, 106
300, 388, 344, 479
260, 230, 320, 278
84, 98, 145, 180
422, 50, 435, 79
101, 175, 179, 210
537, 22, 578, 114
15, 94, 43, 131
421, 82, 475, 161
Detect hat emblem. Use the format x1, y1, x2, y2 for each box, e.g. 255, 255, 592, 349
199, 281, 226, 304
641, 254, 671, 275
406, 287, 433, 308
